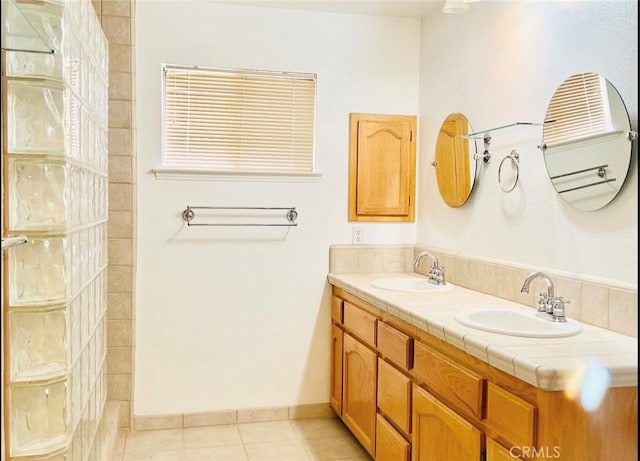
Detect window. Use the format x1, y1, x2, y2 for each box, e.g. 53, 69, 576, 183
543, 72, 612, 148
162, 64, 316, 174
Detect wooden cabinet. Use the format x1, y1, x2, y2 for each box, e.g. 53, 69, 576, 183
342, 333, 377, 456
486, 437, 523, 461
412, 384, 483, 461
329, 288, 638, 461
348, 113, 416, 222
330, 323, 343, 415
376, 414, 410, 461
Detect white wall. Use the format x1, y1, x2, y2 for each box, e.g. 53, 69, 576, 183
135, 0, 421, 415
417, 1, 637, 286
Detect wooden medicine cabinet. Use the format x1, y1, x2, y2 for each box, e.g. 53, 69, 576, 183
348, 113, 416, 222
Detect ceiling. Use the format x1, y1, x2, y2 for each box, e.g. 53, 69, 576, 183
209, 0, 443, 18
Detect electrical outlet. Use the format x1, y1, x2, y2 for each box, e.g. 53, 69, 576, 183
352, 227, 363, 244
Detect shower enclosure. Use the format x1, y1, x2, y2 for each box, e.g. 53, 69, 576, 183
2, 0, 109, 458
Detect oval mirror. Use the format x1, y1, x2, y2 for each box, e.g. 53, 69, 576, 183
542, 72, 634, 211
434, 113, 479, 208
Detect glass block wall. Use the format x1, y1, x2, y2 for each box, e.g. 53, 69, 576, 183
2, 0, 109, 459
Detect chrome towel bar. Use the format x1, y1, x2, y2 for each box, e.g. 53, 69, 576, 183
181, 206, 298, 227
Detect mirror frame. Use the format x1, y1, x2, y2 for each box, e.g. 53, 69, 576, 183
434, 113, 479, 208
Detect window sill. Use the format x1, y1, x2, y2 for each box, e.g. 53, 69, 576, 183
152, 168, 323, 182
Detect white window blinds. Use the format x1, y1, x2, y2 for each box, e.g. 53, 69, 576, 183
543, 72, 612, 147
162, 65, 316, 173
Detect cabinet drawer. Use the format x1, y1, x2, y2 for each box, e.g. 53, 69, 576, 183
376, 414, 410, 461
332, 296, 343, 324
377, 358, 411, 435
486, 437, 523, 460
343, 302, 376, 347
413, 342, 484, 419
486, 382, 536, 449
377, 321, 412, 370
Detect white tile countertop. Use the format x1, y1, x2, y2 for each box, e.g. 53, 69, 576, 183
327, 272, 638, 391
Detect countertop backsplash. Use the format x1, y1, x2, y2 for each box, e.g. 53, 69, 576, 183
329, 244, 637, 338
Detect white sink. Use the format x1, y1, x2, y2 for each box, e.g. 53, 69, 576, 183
455, 308, 582, 338
370, 277, 455, 293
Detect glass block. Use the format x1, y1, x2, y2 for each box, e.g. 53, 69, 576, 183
69, 296, 81, 363
3, 2, 63, 79
10, 308, 67, 381
65, 93, 81, 160
9, 159, 68, 231
9, 236, 70, 306
70, 166, 81, 227
7, 80, 65, 156
9, 380, 68, 457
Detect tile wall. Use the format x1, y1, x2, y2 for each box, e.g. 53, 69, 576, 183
329, 244, 638, 338
91, 0, 137, 430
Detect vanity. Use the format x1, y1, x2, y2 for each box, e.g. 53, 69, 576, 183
327, 272, 638, 461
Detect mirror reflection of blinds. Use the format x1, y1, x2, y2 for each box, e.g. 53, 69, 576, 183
162, 65, 316, 173
543, 72, 611, 147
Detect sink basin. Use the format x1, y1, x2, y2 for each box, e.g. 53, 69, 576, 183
455, 308, 582, 338
370, 277, 455, 293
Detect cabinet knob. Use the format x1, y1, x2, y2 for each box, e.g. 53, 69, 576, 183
432, 161, 438, 167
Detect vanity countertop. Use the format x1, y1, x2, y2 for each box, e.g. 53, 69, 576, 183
327, 272, 638, 391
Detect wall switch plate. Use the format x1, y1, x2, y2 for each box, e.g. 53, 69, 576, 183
352, 227, 363, 244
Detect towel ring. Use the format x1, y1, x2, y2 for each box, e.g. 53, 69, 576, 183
498, 149, 520, 193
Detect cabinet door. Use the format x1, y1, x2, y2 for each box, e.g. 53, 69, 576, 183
412, 385, 483, 461
349, 113, 416, 222
377, 414, 411, 461
330, 324, 343, 415
342, 333, 377, 457
486, 437, 523, 461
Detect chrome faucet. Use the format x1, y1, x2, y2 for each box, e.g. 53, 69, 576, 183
413, 250, 446, 286
520, 271, 568, 322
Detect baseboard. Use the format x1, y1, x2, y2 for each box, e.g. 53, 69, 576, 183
133, 403, 335, 432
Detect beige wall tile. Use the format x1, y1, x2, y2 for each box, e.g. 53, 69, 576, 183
381, 247, 409, 272
109, 43, 132, 72
237, 407, 289, 424
581, 282, 610, 328
108, 374, 131, 400
184, 410, 238, 428
118, 400, 131, 429
555, 277, 582, 321
288, 403, 334, 420
134, 415, 184, 431
608, 288, 638, 337
109, 100, 132, 128
107, 347, 132, 374
109, 71, 132, 100
329, 247, 358, 273
356, 248, 383, 272
108, 266, 133, 292
109, 128, 132, 156
109, 156, 132, 183
109, 210, 133, 238
102, 16, 132, 45
107, 319, 133, 346
109, 238, 133, 265
102, 0, 131, 17
108, 292, 132, 319
109, 183, 133, 211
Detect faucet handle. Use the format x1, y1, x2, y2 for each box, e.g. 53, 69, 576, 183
551, 297, 568, 322
536, 292, 549, 312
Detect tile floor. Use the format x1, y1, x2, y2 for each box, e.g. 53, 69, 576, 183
113, 417, 374, 461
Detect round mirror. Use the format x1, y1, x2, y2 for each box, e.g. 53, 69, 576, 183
542, 72, 634, 211
434, 113, 479, 208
